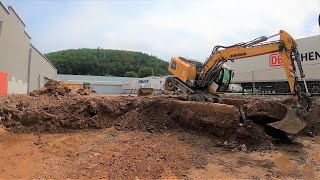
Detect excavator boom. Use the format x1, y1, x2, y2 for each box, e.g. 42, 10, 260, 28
199, 31, 299, 95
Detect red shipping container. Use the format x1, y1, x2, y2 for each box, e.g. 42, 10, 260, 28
0, 72, 8, 95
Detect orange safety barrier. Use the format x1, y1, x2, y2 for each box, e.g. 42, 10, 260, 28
0, 72, 8, 95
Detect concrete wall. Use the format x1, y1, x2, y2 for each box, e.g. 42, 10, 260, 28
29, 45, 57, 92
0, 5, 30, 93
0, 3, 57, 94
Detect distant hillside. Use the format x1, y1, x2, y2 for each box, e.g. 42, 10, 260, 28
45, 48, 169, 77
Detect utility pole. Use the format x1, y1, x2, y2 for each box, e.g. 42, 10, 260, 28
252, 71, 256, 94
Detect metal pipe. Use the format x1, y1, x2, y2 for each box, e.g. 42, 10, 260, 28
246, 36, 268, 46
252, 71, 256, 94
27, 48, 32, 94
267, 33, 280, 39
294, 50, 305, 78
303, 78, 310, 95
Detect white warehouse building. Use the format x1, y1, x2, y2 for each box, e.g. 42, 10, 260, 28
57, 74, 166, 94
0, 2, 57, 95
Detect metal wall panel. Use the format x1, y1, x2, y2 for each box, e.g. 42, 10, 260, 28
29, 45, 57, 92
91, 84, 123, 94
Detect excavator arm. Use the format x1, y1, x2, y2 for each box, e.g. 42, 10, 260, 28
199, 31, 299, 95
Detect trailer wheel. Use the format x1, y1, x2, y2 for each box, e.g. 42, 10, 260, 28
165, 77, 176, 91
312, 86, 319, 93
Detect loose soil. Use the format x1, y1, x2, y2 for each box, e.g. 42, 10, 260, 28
30, 80, 72, 97
0, 94, 319, 179
0, 95, 290, 149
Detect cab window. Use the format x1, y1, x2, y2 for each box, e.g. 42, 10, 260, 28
171, 61, 177, 70
218, 69, 232, 91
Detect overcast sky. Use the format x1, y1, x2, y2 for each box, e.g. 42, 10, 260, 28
1, 0, 319, 61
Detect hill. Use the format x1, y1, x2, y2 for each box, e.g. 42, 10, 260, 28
45, 48, 169, 77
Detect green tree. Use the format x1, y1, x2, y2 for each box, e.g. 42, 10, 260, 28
124, 71, 137, 77
45, 49, 169, 77
137, 67, 154, 78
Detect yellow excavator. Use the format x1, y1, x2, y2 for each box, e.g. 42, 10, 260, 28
61, 81, 91, 95
165, 30, 311, 134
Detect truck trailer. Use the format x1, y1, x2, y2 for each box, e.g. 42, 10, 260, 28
226, 35, 320, 94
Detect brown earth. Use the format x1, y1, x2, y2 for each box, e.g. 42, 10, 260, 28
0, 94, 319, 179
0, 95, 292, 149
30, 79, 72, 97
1, 124, 320, 179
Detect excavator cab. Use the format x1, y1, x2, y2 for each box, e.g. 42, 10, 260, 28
215, 65, 233, 92
208, 65, 234, 93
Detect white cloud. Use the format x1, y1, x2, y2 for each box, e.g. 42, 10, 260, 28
310, 24, 320, 36
28, 0, 319, 61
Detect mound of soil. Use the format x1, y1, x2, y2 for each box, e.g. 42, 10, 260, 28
222, 95, 320, 137
0, 95, 318, 150
30, 80, 71, 97
137, 88, 154, 96
299, 98, 320, 136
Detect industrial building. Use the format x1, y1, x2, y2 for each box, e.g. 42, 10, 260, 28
0, 1, 164, 96
0, 2, 57, 95
57, 74, 136, 94
57, 74, 165, 94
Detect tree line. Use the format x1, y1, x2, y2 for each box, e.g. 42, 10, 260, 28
45, 48, 169, 77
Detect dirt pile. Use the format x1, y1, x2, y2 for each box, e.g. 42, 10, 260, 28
299, 98, 320, 136
0, 95, 318, 150
222, 94, 320, 135
137, 88, 154, 96
30, 80, 71, 97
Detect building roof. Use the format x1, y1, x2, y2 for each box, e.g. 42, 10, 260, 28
0, 1, 9, 14
8, 6, 26, 27
57, 74, 138, 83
24, 31, 31, 39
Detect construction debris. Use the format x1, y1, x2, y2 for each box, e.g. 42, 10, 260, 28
30, 80, 71, 96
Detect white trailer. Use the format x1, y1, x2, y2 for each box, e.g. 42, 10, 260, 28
122, 76, 166, 94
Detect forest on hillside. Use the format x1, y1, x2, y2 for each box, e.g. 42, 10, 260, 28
45, 48, 169, 77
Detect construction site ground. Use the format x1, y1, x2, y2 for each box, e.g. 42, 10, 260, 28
0, 93, 319, 179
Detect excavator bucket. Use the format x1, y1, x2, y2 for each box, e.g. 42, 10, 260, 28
268, 107, 306, 134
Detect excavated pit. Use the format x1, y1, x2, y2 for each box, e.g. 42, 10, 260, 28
0, 94, 304, 150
